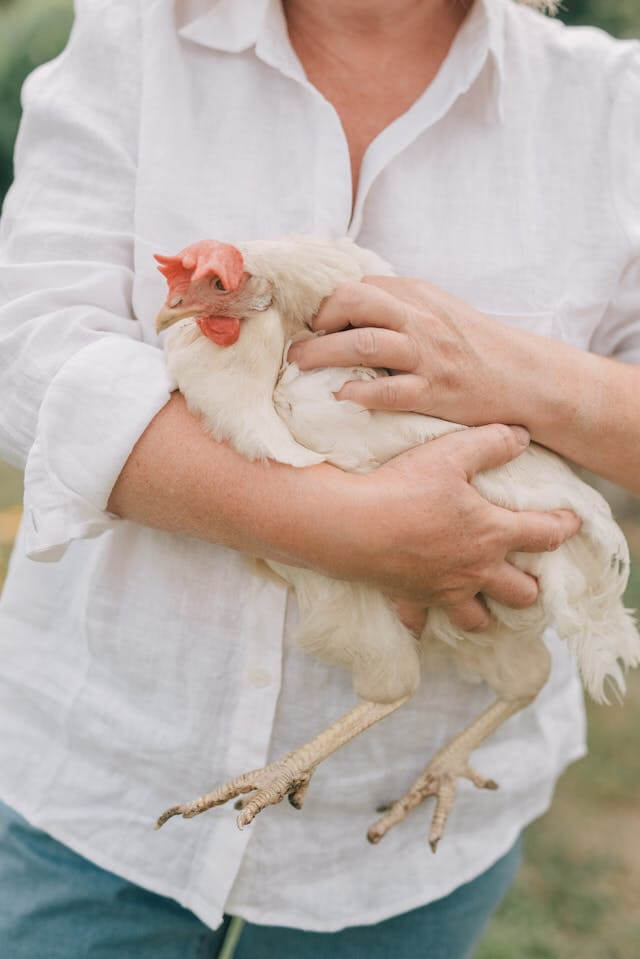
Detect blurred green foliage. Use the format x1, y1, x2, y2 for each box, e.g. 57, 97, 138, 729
558, 0, 640, 35
0, 0, 638, 204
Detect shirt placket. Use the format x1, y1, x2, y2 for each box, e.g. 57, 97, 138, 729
192, 570, 289, 920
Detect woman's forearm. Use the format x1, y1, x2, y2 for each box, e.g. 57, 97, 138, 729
107, 393, 358, 571
106, 392, 580, 612
510, 332, 640, 494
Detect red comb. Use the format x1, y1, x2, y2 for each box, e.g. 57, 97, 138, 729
154, 241, 244, 291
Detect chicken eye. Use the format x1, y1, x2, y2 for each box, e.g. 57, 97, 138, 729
212, 277, 227, 293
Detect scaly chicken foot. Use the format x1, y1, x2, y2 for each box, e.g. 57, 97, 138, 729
368, 758, 497, 853
367, 697, 532, 852
156, 696, 410, 830
156, 761, 311, 830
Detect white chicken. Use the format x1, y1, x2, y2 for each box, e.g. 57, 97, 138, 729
153, 236, 639, 850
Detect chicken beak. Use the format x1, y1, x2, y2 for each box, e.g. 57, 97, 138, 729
155, 304, 193, 333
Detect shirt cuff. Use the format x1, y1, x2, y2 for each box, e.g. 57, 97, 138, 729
23, 336, 175, 561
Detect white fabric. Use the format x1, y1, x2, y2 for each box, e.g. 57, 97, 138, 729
0, 0, 638, 933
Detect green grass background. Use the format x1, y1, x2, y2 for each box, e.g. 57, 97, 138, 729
1, 1, 639, 955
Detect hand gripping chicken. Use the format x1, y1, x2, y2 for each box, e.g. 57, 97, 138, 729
153, 237, 639, 850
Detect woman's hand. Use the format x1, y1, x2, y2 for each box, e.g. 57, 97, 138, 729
288, 270, 640, 497
288, 276, 532, 428
332, 424, 581, 630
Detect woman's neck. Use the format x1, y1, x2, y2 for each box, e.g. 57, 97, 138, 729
283, 0, 471, 71
283, 0, 469, 40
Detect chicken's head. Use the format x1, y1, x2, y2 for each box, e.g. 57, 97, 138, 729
154, 240, 272, 346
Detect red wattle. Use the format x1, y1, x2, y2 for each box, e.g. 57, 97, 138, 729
197, 315, 241, 347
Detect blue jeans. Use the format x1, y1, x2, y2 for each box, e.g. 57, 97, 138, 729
0, 800, 520, 958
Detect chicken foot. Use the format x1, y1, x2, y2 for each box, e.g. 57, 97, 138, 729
367, 696, 534, 852
156, 696, 410, 830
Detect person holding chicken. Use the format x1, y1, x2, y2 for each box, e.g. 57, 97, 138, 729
0, 2, 638, 958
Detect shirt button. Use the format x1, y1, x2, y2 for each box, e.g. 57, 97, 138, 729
247, 668, 272, 688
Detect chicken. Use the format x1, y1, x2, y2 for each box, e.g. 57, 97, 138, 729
153, 236, 639, 850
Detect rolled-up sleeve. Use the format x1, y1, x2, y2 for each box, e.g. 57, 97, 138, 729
590, 47, 640, 365
0, 0, 173, 561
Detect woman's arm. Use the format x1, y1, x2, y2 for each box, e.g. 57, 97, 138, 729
107, 393, 580, 623
288, 277, 640, 494
512, 337, 639, 491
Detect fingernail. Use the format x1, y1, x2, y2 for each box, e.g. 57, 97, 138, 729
511, 426, 530, 446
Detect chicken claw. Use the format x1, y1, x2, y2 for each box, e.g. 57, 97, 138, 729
367, 756, 497, 852
156, 758, 315, 830
367, 697, 531, 851
156, 697, 409, 831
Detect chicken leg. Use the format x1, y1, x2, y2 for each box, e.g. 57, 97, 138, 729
156, 696, 410, 829
367, 696, 534, 852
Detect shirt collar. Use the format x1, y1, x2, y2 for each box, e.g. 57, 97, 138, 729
178, 0, 506, 118
177, 0, 272, 55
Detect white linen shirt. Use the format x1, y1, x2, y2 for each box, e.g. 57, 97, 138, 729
0, 0, 639, 933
